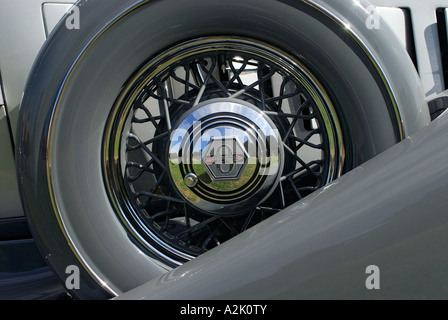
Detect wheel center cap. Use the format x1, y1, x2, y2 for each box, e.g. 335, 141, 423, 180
168, 98, 283, 215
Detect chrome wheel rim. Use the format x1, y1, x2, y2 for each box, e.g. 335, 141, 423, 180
103, 37, 344, 266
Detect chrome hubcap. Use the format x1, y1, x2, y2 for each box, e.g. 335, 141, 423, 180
169, 98, 283, 215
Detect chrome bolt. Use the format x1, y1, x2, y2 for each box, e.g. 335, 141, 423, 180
184, 173, 198, 188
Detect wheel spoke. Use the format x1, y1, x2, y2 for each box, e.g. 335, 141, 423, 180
282, 100, 311, 143
227, 57, 248, 88
240, 209, 256, 232
127, 133, 167, 171
135, 191, 184, 204
228, 66, 275, 99
175, 216, 220, 238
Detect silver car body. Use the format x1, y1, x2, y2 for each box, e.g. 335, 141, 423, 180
0, 0, 76, 220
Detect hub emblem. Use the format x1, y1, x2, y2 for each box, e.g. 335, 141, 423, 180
202, 137, 249, 181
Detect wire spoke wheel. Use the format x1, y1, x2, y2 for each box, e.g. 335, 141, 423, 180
104, 37, 344, 266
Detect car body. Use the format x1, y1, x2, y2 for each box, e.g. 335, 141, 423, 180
0, 0, 447, 299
